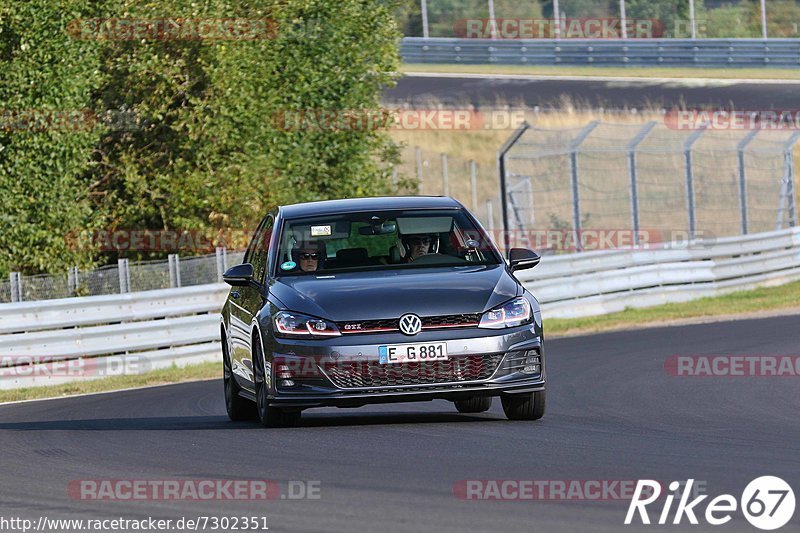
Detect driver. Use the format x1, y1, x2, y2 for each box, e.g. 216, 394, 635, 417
402, 234, 436, 262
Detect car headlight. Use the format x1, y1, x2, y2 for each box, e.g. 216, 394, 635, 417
274, 311, 341, 338
478, 297, 532, 329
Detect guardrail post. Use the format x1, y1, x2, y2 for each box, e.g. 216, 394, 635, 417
68, 266, 79, 295
168, 254, 182, 288
9, 272, 22, 303
216, 247, 227, 282
567, 121, 600, 251
117, 259, 130, 293
415, 146, 423, 193
683, 127, 707, 240
737, 130, 759, 235
441, 153, 449, 196
469, 160, 478, 212
627, 121, 657, 245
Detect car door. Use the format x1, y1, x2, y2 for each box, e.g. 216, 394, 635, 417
229, 215, 273, 388
232, 214, 275, 388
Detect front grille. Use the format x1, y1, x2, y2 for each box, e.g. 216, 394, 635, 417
338, 313, 480, 334
325, 354, 503, 389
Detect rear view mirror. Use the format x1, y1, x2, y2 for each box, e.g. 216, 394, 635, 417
509, 248, 541, 272
223, 263, 255, 287
358, 221, 397, 235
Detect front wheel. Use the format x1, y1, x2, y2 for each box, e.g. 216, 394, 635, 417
223, 336, 256, 421
253, 338, 301, 428
501, 390, 546, 421
454, 396, 492, 413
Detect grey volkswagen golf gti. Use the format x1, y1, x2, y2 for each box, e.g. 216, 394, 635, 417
220, 196, 545, 427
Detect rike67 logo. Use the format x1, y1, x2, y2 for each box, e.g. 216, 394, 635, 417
626, 477, 795, 530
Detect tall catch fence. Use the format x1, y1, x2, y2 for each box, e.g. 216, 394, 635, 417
499, 121, 799, 252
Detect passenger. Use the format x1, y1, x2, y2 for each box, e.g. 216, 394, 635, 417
291, 241, 325, 272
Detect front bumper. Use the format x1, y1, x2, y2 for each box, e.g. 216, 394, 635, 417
262, 324, 545, 409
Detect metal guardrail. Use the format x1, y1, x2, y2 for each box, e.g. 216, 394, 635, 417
0, 284, 229, 390
517, 227, 800, 318
401, 37, 800, 68
1, 227, 798, 389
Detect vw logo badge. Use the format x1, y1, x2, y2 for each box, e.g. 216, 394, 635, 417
399, 314, 422, 336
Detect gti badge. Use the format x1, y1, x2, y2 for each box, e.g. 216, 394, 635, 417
399, 314, 422, 336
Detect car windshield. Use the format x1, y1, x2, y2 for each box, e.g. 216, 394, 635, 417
275, 209, 500, 276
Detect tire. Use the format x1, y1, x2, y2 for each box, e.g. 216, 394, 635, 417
501, 390, 546, 421
253, 337, 301, 428
454, 396, 493, 413
223, 334, 257, 421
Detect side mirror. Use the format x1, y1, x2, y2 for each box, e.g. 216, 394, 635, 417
223, 263, 256, 287
509, 248, 541, 272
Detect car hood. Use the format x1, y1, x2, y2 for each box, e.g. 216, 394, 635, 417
269, 265, 519, 321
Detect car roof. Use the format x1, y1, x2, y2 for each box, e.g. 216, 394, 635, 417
279, 196, 463, 219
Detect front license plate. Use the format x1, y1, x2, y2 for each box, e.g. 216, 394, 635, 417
379, 342, 448, 364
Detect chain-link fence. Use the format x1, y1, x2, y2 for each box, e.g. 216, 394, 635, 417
0, 250, 246, 304
498, 121, 799, 252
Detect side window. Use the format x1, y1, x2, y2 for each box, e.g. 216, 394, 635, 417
250, 215, 274, 283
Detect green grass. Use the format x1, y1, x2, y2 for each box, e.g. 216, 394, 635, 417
0, 360, 220, 404
401, 63, 800, 80
545, 279, 800, 337
3, 280, 800, 403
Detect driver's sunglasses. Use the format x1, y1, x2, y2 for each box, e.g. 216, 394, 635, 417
409, 238, 431, 245
300, 253, 319, 260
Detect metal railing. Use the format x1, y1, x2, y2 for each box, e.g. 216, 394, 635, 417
401, 38, 800, 68
0, 249, 245, 304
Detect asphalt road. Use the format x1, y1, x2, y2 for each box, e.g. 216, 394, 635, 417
385, 74, 800, 110
1, 314, 799, 533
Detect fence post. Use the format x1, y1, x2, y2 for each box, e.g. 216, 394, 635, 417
9, 272, 22, 303
470, 160, 478, 212
683, 127, 707, 240
568, 121, 600, 251
68, 266, 79, 295
778, 132, 800, 229
420, 0, 429, 39
117, 259, 130, 294
168, 254, 182, 288
788, 134, 799, 228
486, 199, 495, 234
498, 122, 531, 256
216, 247, 228, 282
441, 153, 449, 196
415, 146, 423, 193
737, 130, 759, 235
627, 121, 657, 246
